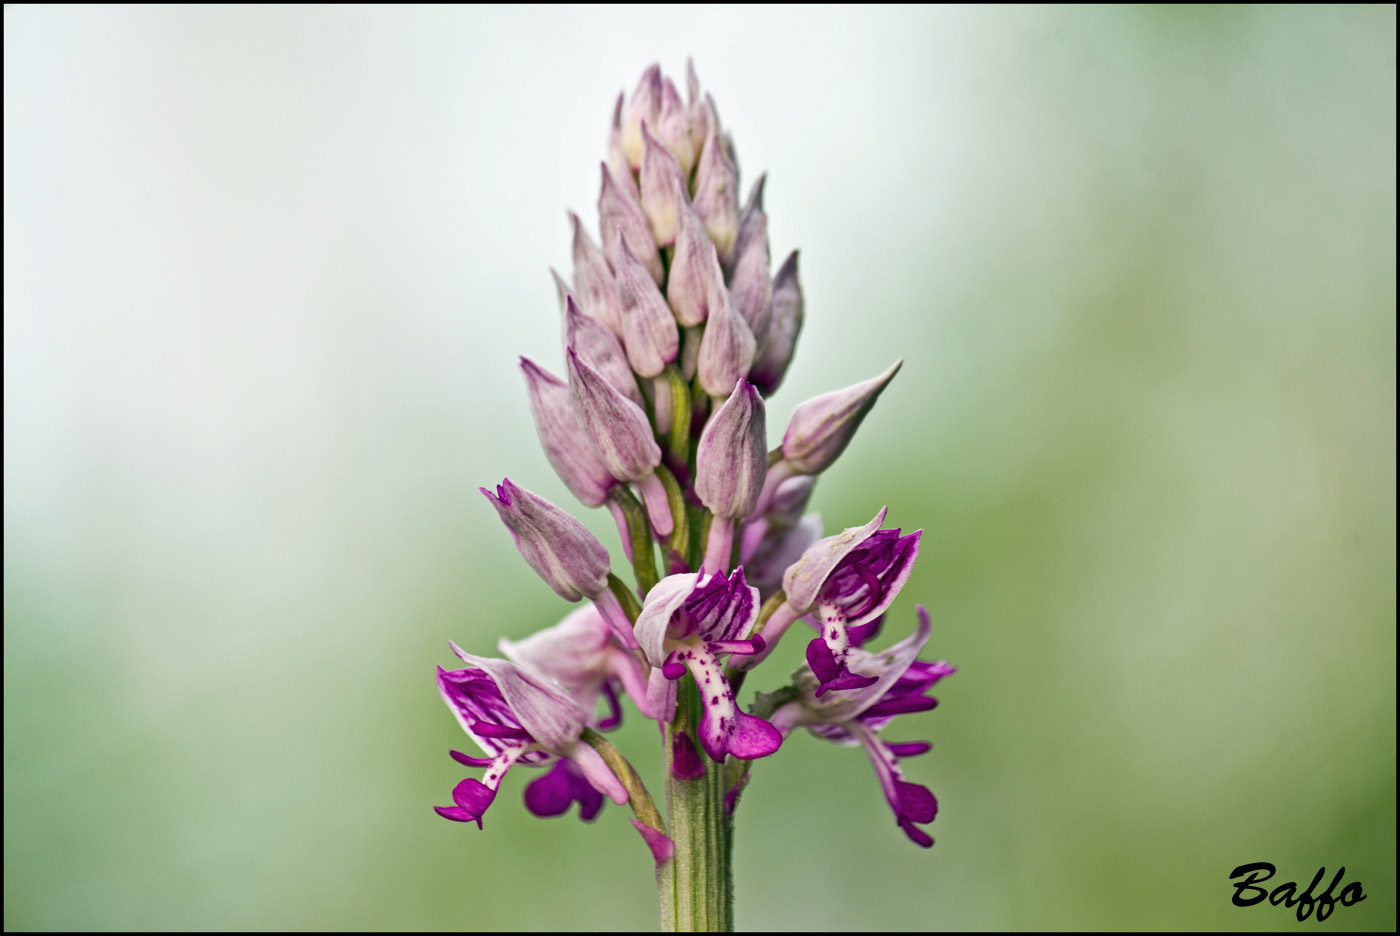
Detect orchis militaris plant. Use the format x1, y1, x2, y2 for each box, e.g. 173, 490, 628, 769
435, 60, 955, 932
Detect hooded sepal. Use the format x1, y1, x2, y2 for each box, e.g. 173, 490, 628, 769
728, 213, 773, 358
621, 64, 662, 171
564, 296, 644, 408
667, 179, 721, 327
692, 124, 740, 266
640, 121, 687, 246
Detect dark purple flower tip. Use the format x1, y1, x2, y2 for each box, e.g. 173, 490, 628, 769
887, 741, 932, 758
449, 749, 493, 768
660, 654, 688, 681
630, 818, 676, 865
436, 776, 496, 829
523, 759, 605, 822
723, 710, 783, 760
860, 695, 939, 718
819, 528, 922, 626
894, 781, 938, 847
670, 729, 706, 780
470, 719, 535, 740
806, 637, 879, 697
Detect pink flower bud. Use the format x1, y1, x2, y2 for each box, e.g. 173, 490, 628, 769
639, 121, 687, 247
614, 233, 679, 377
728, 213, 772, 359
520, 357, 615, 508
695, 380, 767, 520
599, 163, 663, 285
481, 479, 612, 602
621, 64, 662, 171
781, 360, 902, 475
696, 244, 756, 397
692, 125, 740, 266
566, 346, 661, 482
749, 250, 803, 396
563, 295, 643, 409
666, 178, 719, 327
570, 212, 623, 336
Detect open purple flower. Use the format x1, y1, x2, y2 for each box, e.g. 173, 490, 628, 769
435, 648, 628, 828
738, 508, 921, 696
770, 606, 954, 847
633, 568, 782, 762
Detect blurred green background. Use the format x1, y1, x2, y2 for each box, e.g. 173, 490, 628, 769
4, 5, 1394, 931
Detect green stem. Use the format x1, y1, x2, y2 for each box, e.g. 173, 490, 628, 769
610, 486, 659, 596
664, 363, 692, 467
607, 572, 643, 625
662, 674, 733, 932
655, 463, 690, 562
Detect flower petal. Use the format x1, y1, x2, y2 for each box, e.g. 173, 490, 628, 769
782, 508, 887, 612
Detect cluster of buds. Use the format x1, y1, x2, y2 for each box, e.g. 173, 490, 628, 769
435, 61, 955, 860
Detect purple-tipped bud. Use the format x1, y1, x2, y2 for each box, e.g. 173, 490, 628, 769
750, 250, 804, 396
666, 178, 720, 327
657, 77, 695, 178
520, 357, 615, 508
599, 164, 663, 285
781, 360, 902, 475
570, 212, 623, 336
566, 347, 661, 482
729, 174, 767, 277
696, 244, 756, 397
639, 122, 687, 247
728, 214, 772, 358
692, 124, 740, 266
563, 296, 643, 409
480, 479, 612, 602
621, 64, 662, 171
695, 380, 767, 519
607, 92, 629, 187
615, 233, 680, 378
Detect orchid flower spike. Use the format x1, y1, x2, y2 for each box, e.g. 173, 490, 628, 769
435, 650, 628, 828
770, 607, 954, 847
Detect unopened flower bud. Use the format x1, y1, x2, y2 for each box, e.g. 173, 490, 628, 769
666, 178, 719, 327
639, 122, 687, 247
781, 360, 902, 475
696, 380, 767, 520
520, 357, 615, 508
696, 244, 756, 398
621, 64, 662, 171
566, 346, 661, 482
550, 267, 577, 317
728, 213, 772, 358
692, 125, 740, 266
614, 233, 679, 377
570, 212, 623, 336
749, 250, 803, 396
564, 295, 643, 408
729, 174, 766, 277
656, 77, 695, 178
481, 479, 612, 602
599, 164, 663, 285
607, 92, 629, 186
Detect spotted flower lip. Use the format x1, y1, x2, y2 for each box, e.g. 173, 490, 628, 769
634, 569, 782, 762
435, 650, 628, 828
770, 607, 953, 847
